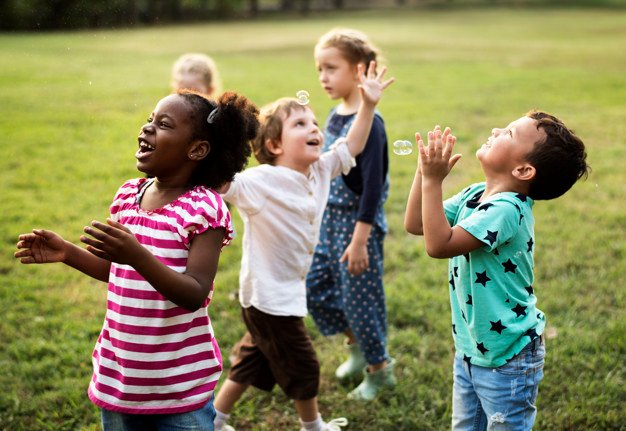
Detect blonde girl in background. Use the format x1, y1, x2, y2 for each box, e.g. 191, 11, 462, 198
171, 53, 222, 96
307, 28, 395, 401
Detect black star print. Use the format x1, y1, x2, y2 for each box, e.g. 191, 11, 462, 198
449, 275, 456, 291
452, 324, 456, 335
525, 328, 539, 341
502, 259, 518, 273
524, 285, 534, 296
475, 270, 491, 287
466, 295, 473, 305
484, 230, 498, 246
516, 193, 528, 202
461, 310, 467, 322
490, 320, 507, 334
527, 238, 534, 252
519, 213, 524, 224
454, 266, 459, 277
513, 203, 521, 212
493, 248, 500, 256
463, 354, 472, 365
478, 203, 494, 211
463, 253, 470, 262
476, 342, 489, 355
511, 303, 527, 317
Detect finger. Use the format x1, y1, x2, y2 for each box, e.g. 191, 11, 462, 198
449, 154, 463, 170
80, 234, 106, 250
14, 249, 32, 258
83, 225, 109, 242
85, 245, 112, 261
380, 77, 395, 90
106, 218, 131, 234
375, 64, 386, 80
339, 251, 348, 263
367, 60, 377, 79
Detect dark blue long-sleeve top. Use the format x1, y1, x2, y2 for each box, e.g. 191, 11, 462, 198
326, 111, 389, 224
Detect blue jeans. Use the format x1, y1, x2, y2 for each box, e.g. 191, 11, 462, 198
452, 337, 545, 431
101, 398, 215, 431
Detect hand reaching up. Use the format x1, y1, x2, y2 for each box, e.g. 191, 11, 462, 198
417, 125, 461, 182
358, 60, 395, 107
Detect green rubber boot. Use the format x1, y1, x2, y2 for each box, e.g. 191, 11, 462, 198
347, 358, 397, 401
335, 342, 367, 382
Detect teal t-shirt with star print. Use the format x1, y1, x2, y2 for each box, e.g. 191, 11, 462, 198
444, 182, 545, 367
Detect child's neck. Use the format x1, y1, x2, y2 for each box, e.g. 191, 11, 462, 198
336, 89, 361, 115
481, 177, 529, 200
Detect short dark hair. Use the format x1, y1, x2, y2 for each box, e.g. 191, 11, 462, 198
178, 91, 259, 189
525, 110, 589, 200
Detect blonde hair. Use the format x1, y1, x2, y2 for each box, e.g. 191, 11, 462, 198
315, 28, 381, 71
171, 53, 222, 96
253, 97, 311, 165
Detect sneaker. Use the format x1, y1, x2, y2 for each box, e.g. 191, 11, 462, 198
300, 417, 348, 431
215, 424, 235, 431
335, 342, 366, 382
323, 417, 348, 431
347, 358, 397, 401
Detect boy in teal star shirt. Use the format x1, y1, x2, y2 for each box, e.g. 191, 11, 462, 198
405, 112, 589, 430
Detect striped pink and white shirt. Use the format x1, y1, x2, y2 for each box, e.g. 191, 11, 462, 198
88, 178, 232, 414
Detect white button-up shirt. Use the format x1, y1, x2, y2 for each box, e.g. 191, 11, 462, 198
222, 139, 354, 316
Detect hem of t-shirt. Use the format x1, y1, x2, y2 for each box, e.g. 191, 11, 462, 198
88, 387, 212, 415
240, 302, 307, 318
454, 330, 544, 368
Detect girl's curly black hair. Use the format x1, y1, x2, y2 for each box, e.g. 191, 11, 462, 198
178, 90, 259, 189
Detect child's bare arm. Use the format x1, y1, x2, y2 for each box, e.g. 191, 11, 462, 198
404, 133, 425, 235
15, 229, 111, 281
345, 61, 395, 158
81, 219, 223, 311
420, 127, 483, 258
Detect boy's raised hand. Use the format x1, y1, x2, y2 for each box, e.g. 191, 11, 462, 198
15, 229, 68, 264
417, 125, 461, 182
358, 60, 395, 106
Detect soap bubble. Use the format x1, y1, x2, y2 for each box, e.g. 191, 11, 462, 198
296, 90, 310, 105
392, 140, 413, 156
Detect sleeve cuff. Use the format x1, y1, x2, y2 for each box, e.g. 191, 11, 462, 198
329, 137, 356, 175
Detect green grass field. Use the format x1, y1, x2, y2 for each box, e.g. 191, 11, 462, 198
1, 7, 624, 431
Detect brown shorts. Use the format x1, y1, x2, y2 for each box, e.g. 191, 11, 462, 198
228, 306, 320, 400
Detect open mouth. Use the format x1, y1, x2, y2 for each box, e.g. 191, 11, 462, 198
136, 139, 155, 160
306, 139, 320, 147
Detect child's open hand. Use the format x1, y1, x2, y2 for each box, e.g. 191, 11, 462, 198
417, 125, 461, 182
15, 229, 67, 264
358, 60, 395, 107
81, 218, 144, 265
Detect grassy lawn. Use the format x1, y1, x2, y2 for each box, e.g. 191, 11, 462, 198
0, 6, 624, 430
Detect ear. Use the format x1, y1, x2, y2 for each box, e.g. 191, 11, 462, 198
266, 138, 283, 156
512, 163, 536, 181
189, 140, 210, 161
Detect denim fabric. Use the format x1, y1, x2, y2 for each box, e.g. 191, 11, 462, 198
101, 398, 215, 431
452, 338, 545, 431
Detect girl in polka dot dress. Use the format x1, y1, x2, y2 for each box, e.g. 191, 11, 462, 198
307, 28, 395, 401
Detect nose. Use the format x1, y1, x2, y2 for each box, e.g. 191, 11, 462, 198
318, 70, 327, 83
491, 128, 501, 137
141, 122, 155, 134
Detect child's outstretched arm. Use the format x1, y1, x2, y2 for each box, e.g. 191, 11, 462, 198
419, 126, 483, 258
15, 229, 111, 281
81, 219, 224, 311
345, 60, 395, 158
405, 132, 426, 235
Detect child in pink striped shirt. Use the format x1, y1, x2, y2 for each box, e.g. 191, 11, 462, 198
15, 91, 259, 431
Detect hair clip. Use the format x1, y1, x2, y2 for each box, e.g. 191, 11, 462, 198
207, 108, 219, 124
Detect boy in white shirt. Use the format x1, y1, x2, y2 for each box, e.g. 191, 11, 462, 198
213, 62, 393, 431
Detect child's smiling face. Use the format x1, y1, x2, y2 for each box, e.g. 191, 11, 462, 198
270, 106, 324, 174
477, 116, 546, 175
136, 94, 197, 177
